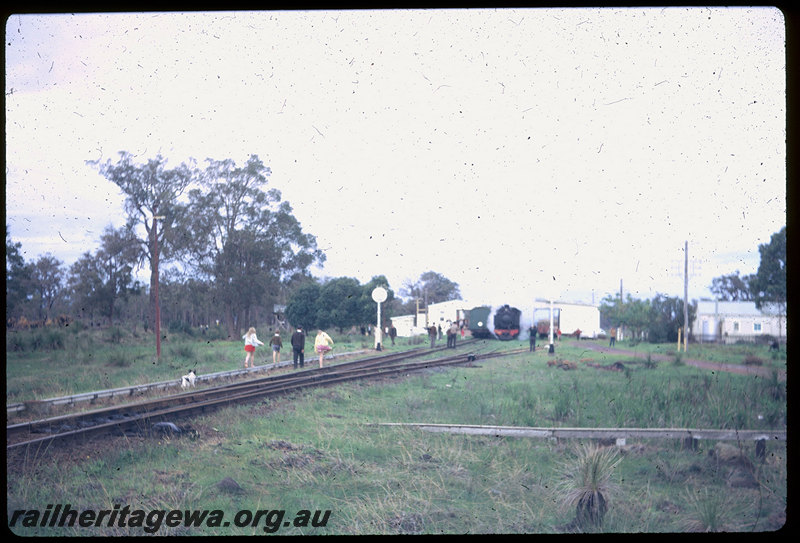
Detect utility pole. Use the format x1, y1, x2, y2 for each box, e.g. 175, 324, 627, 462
683, 240, 689, 353
153, 215, 166, 360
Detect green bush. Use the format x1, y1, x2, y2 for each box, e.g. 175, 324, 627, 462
106, 326, 124, 343
6, 332, 28, 352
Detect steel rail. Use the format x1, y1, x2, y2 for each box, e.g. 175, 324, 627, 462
7, 341, 478, 440
7, 341, 496, 451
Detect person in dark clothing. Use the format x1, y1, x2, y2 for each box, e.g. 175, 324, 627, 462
389, 324, 397, 346
529, 325, 537, 352
448, 321, 459, 348
291, 327, 306, 369
429, 325, 437, 348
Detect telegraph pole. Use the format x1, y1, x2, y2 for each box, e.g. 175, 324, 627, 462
683, 240, 689, 353
153, 215, 165, 360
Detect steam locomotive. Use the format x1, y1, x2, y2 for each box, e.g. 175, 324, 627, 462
468, 304, 521, 341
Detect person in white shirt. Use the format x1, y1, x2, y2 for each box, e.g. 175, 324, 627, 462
243, 327, 264, 368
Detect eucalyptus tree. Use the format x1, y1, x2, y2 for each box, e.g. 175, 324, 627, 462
66, 225, 141, 326
185, 155, 325, 338
709, 271, 755, 301
400, 270, 461, 305
29, 254, 66, 322
6, 226, 32, 320
750, 226, 787, 337
88, 152, 196, 330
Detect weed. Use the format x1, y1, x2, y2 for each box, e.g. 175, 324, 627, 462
552, 385, 572, 422
680, 487, 742, 532
107, 352, 133, 367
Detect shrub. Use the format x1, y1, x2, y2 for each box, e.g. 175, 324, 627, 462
6, 332, 28, 352
743, 354, 764, 366
107, 352, 133, 367
556, 443, 622, 530
680, 487, 742, 532
42, 329, 66, 350
106, 326, 124, 344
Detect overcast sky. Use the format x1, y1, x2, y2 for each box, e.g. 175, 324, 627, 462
5, 7, 786, 307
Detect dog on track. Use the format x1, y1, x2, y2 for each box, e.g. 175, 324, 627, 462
181, 369, 197, 389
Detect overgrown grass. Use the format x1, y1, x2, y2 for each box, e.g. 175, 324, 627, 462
6, 336, 787, 535
5, 328, 396, 405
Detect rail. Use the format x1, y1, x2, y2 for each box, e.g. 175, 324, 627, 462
7, 340, 491, 451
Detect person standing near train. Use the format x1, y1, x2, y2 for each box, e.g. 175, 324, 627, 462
448, 321, 459, 348
529, 325, 537, 351
428, 325, 437, 348
315, 329, 334, 368
291, 327, 306, 369
242, 327, 264, 369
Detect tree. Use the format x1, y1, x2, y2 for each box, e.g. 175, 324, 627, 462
66, 225, 140, 326
6, 226, 32, 321
600, 293, 695, 344
357, 276, 395, 328
95, 225, 141, 325
400, 270, 461, 305
29, 254, 66, 322
285, 280, 322, 331
709, 271, 754, 301
286, 280, 320, 330
316, 277, 363, 332
185, 156, 325, 337
88, 152, 196, 332
647, 294, 696, 343
750, 226, 787, 337
67, 252, 106, 325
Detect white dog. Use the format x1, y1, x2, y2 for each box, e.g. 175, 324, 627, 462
181, 369, 197, 389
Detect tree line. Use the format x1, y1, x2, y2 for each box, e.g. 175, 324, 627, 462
6, 151, 465, 338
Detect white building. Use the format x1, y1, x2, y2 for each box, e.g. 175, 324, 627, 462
692, 300, 786, 344
390, 300, 472, 338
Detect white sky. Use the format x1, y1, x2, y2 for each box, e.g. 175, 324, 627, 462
5, 7, 787, 306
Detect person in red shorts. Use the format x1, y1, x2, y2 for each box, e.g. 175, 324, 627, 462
242, 327, 264, 368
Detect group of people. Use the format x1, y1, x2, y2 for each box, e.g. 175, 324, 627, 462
427, 320, 463, 348
242, 327, 334, 370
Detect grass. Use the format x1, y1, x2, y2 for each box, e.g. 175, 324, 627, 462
6, 331, 788, 535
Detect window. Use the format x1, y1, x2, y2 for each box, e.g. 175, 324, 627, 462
753, 322, 762, 333
733, 322, 740, 332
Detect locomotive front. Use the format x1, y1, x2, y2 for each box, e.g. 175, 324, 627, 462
493, 305, 521, 340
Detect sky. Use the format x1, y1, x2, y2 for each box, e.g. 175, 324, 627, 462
5, 7, 787, 308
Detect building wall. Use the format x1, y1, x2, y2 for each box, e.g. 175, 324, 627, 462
693, 301, 786, 342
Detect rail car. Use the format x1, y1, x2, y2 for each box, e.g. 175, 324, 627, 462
493, 304, 521, 340
467, 306, 493, 339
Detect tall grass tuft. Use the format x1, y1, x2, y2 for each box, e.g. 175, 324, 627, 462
680, 487, 742, 532
555, 443, 622, 530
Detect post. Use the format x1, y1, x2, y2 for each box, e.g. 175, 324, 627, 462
153, 215, 166, 360
684, 241, 689, 353
372, 287, 388, 351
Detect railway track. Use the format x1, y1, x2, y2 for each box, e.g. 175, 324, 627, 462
8, 340, 522, 452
